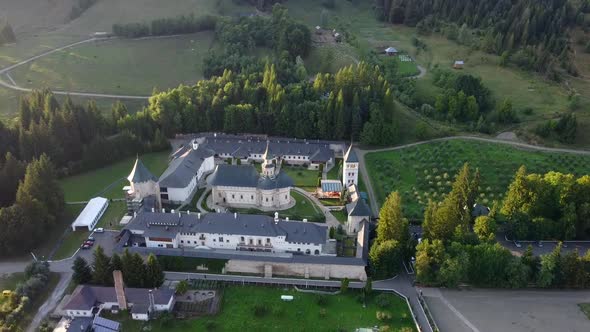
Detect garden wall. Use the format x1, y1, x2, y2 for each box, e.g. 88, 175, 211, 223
225, 259, 367, 281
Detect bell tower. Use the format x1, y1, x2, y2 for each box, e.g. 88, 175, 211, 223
342, 145, 359, 187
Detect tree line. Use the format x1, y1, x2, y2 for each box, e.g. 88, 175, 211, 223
502, 167, 590, 241
0, 90, 168, 256
370, 162, 590, 288
73, 247, 164, 289
112, 14, 217, 38
0, 262, 52, 331
373, 0, 579, 77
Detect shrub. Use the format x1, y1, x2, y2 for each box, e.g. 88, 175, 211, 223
316, 294, 329, 306
376, 310, 392, 321
253, 303, 269, 317
319, 308, 327, 318
375, 293, 391, 308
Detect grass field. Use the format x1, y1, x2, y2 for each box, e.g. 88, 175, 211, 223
231, 191, 324, 222
10, 33, 215, 95
305, 43, 360, 74
59, 150, 170, 201
110, 286, 416, 331
579, 303, 590, 320
282, 166, 321, 189
365, 139, 590, 220
0, 273, 25, 291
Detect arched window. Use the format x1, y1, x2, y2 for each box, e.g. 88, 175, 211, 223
305, 249, 311, 255
314, 250, 320, 255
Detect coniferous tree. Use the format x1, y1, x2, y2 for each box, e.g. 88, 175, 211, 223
72, 256, 92, 284
92, 246, 113, 286
145, 254, 165, 288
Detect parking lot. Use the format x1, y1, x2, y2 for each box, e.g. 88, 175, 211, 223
423, 288, 590, 332
75, 230, 120, 260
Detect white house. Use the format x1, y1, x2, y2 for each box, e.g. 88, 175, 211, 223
158, 142, 215, 204
71, 197, 109, 231
342, 145, 359, 187
125, 211, 330, 256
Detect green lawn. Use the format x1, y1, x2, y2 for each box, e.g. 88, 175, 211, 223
0, 273, 25, 291
579, 303, 590, 320
33, 204, 84, 260
332, 209, 348, 224
10, 33, 216, 95
60, 151, 170, 202
231, 191, 324, 222
96, 201, 127, 230
111, 286, 416, 331
365, 139, 590, 220
305, 43, 360, 74
282, 166, 321, 188
326, 160, 342, 180
180, 187, 206, 212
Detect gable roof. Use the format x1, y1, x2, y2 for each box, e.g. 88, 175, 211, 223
344, 145, 358, 163
63, 285, 174, 311
125, 211, 328, 245
128, 158, 158, 183
158, 146, 213, 188
347, 199, 371, 217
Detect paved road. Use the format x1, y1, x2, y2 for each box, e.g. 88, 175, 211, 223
26, 272, 72, 332
0, 37, 150, 100
292, 187, 340, 228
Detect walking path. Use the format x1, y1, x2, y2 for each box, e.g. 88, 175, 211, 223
0, 37, 150, 100
292, 187, 340, 228
26, 272, 72, 332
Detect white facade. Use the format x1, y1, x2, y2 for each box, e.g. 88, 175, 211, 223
132, 313, 149, 321
175, 231, 323, 255
212, 186, 291, 208
343, 160, 358, 186
160, 155, 215, 204
66, 309, 93, 318
347, 215, 366, 234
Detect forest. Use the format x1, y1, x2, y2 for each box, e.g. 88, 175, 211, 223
373, 0, 584, 77
370, 163, 590, 288
0, 90, 168, 256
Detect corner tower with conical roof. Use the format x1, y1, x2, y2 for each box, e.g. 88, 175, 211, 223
342, 145, 359, 187
125, 157, 160, 211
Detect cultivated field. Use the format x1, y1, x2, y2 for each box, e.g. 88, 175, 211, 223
112, 286, 417, 331
59, 150, 170, 202
10, 33, 215, 95
365, 139, 590, 219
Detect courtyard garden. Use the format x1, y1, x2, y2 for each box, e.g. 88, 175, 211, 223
230, 191, 325, 223
110, 285, 416, 331
365, 139, 590, 220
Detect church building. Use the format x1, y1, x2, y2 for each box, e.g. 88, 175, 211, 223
209, 143, 293, 210
342, 145, 359, 187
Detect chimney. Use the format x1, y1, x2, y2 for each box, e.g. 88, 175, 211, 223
179, 211, 181, 218
192, 139, 199, 150
134, 211, 137, 218
148, 289, 155, 312
162, 208, 165, 213
198, 212, 201, 219
234, 212, 237, 219
113, 270, 127, 310
274, 212, 279, 224
151, 207, 155, 213
286, 217, 289, 221
171, 209, 175, 214
303, 218, 308, 223
187, 210, 190, 215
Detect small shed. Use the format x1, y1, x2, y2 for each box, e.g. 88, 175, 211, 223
71, 197, 109, 231
453, 60, 464, 69
385, 47, 398, 56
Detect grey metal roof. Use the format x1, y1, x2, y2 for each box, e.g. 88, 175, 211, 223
158, 147, 213, 188
344, 145, 358, 163
130, 303, 149, 314
347, 199, 371, 217
209, 165, 260, 187
63, 285, 173, 311
66, 317, 93, 332
209, 165, 293, 190
93, 316, 120, 331
125, 211, 327, 245
127, 158, 158, 183
200, 136, 338, 161
126, 245, 366, 266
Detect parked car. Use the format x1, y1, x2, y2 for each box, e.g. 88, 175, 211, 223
84, 240, 94, 246
80, 243, 91, 250
94, 228, 104, 233
87, 237, 95, 242
537, 241, 543, 248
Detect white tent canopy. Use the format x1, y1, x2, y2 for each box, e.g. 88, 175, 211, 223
71, 197, 109, 231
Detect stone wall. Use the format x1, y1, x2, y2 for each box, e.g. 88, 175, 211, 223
225, 259, 367, 281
